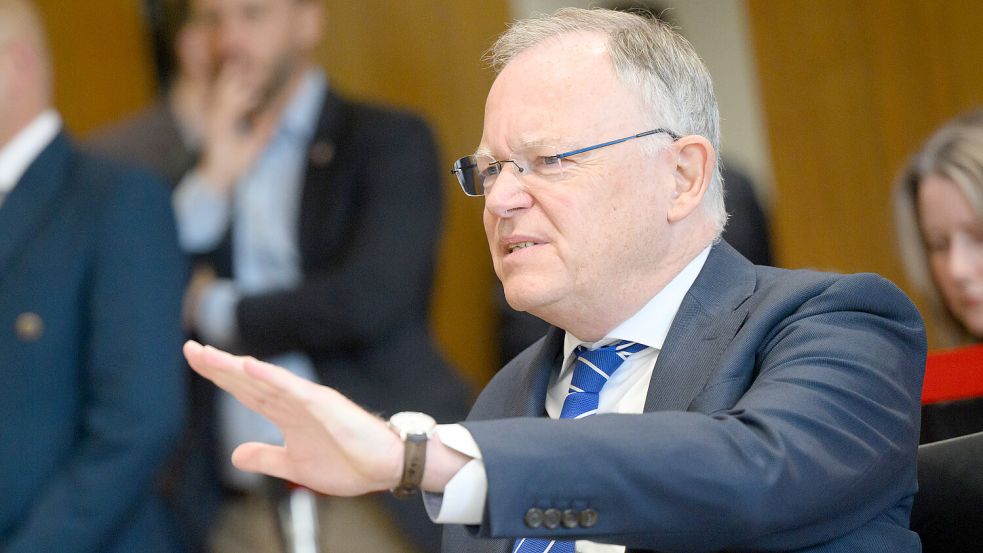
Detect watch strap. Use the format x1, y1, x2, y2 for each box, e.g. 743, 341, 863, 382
392, 432, 428, 498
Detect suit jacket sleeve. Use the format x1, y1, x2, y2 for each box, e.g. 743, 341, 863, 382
5, 168, 187, 552
234, 109, 444, 354
462, 273, 925, 552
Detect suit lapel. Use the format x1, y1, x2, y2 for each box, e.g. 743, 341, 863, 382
506, 326, 565, 418
0, 133, 72, 281
298, 90, 351, 258
644, 242, 754, 412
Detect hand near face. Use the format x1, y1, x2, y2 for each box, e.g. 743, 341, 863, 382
183, 340, 404, 496
196, 62, 277, 194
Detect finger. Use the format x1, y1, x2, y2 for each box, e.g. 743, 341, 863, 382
242, 356, 366, 427
232, 442, 297, 484
242, 356, 319, 399
183, 339, 235, 379
239, 356, 332, 423
185, 342, 279, 407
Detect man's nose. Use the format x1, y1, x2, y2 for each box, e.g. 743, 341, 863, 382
483, 162, 533, 218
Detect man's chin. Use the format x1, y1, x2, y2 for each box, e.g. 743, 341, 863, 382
502, 282, 559, 316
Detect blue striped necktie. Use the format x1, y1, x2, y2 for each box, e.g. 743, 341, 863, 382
512, 340, 649, 553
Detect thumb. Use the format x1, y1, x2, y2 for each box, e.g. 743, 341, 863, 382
232, 442, 295, 482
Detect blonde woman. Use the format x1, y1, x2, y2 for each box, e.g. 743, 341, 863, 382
894, 108, 983, 348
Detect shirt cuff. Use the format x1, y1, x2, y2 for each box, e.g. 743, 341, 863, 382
423, 424, 487, 525
196, 279, 240, 349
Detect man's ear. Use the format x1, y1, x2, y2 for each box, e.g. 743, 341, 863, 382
668, 135, 715, 223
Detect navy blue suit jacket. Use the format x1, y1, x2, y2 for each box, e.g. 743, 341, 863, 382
0, 133, 187, 552
443, 242, 925, 552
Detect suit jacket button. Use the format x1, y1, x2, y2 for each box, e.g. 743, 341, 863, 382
543, 508, 561, 529
562, 509, 579, 529
580, 508, 599, 528
524, 508, 544, 528
15, 312, 43, 342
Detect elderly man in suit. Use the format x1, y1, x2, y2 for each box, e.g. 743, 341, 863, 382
0, 1, 187, 552
184, 8, 926, 553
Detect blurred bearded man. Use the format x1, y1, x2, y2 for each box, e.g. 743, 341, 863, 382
173, 1, 470, 552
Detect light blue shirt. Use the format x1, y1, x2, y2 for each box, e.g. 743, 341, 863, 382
173, 68, 327, 352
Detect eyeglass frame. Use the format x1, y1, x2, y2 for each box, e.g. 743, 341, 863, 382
450, 127, 683, 197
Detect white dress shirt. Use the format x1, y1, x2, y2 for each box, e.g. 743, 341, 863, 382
0, 110, 61, 207
427, 246, 711, 553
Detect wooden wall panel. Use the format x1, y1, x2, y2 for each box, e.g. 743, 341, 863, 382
35, 0, 157, 135
747, 0, 983, 344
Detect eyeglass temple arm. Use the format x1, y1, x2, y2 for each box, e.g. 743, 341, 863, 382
553, 128, 682, 161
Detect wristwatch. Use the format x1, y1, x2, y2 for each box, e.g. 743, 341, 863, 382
387, 411, 437, 498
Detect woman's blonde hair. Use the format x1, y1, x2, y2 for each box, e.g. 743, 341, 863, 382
892, 107, 983, 347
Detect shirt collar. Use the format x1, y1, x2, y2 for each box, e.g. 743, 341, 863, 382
562, 245, 712, 359
278, 67, 327, 143
0, 109, 61, 195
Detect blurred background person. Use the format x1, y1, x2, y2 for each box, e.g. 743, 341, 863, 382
893, 105, 983, 553
0, 1, 187, 552
892, 107, 983, 445
166, 0, 471, 552
894, 107, 983, 349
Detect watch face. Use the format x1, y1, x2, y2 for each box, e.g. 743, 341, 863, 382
390, 411, 437, 436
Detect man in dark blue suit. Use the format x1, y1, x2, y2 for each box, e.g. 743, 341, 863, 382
0, 2, 187, 551
183, 7, 925, 552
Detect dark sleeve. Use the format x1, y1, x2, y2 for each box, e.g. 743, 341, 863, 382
464, 274, 924, 551
5, 169, 187, 552
235, 112, 444, 353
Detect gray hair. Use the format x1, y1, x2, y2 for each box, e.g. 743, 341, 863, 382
892, 107, 983, 346
487, 7, 726, 234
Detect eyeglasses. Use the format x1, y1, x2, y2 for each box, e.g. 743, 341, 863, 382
451, 128, 681, 197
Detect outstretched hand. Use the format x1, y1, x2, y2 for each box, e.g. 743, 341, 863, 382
183, 340, 403, 496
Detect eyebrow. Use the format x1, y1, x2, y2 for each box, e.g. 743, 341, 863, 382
472, 136, 572, 158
